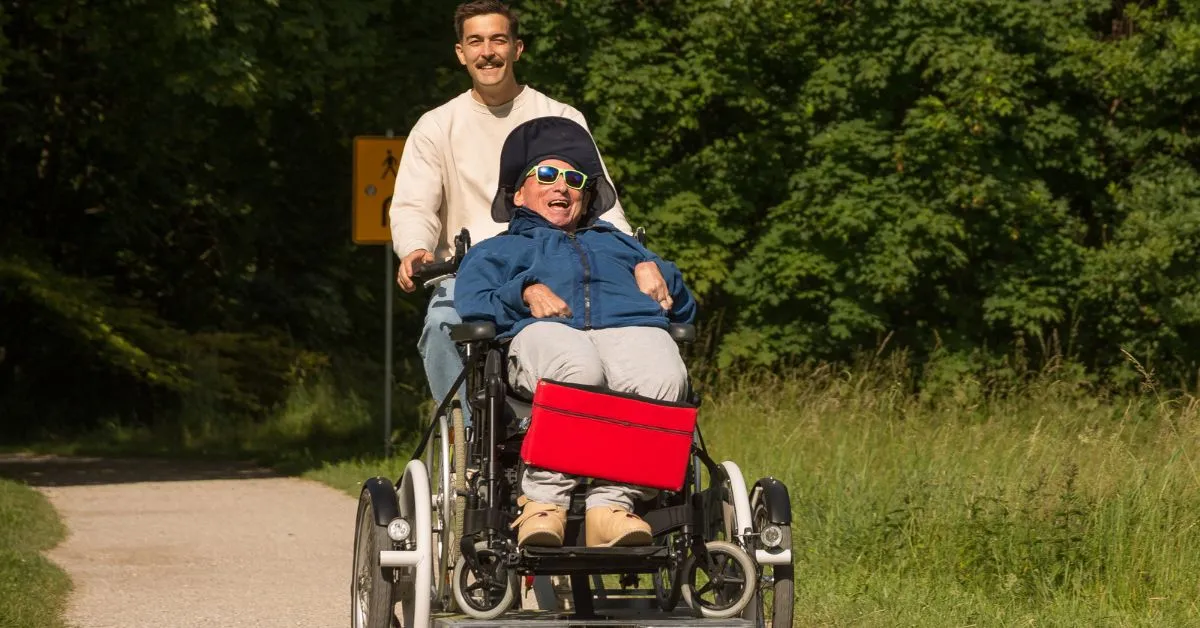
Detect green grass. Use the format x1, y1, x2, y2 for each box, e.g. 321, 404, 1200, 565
700, 356, 1200, 626
0, 479, 70, 628
13, 350, 1200, 626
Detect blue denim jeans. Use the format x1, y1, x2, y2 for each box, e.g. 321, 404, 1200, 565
418, 278, 471, 425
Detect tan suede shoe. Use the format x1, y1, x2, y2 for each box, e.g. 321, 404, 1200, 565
511, 496, 566, 547
585, 506, 653, 547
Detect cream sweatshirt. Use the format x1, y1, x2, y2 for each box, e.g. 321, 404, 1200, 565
388, 86, 631, 260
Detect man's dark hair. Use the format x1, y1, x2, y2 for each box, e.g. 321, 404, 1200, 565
454, 1, 520, 42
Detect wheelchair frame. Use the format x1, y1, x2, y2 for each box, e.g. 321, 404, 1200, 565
350, 233, 795, 628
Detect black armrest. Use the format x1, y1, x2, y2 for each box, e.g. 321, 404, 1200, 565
668, 323, 695, 344
450, 321, 496, 343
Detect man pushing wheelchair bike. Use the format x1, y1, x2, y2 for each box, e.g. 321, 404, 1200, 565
354, 5, 795, 618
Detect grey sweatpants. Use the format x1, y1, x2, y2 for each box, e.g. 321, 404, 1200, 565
508, 321, 689, 510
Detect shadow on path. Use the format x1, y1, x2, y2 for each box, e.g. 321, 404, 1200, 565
0, 453, 280, 487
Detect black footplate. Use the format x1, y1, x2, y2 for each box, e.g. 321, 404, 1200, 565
516, 545, 671, 575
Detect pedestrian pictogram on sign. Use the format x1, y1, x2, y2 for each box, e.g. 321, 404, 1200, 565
352, 136, 406, 244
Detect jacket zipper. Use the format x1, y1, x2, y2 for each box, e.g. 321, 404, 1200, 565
532, 402, 694, 437
567, 233, 592, 329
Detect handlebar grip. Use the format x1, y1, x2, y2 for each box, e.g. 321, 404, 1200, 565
411, 259, 459, 286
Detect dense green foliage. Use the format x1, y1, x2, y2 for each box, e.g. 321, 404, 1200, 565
3, 1, 1199, 436
523, 0, 1200, 380
0, 478, 69, 628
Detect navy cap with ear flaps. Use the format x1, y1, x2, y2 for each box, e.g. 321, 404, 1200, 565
491, 116, 618, 223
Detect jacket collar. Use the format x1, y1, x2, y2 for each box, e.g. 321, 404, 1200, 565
508, 207, 617, 235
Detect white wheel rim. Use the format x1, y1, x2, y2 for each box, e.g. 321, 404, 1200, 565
396, 461, 432, 627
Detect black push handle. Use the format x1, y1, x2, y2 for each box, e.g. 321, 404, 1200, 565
410, 259, 459, 286
409, 228, 472, 288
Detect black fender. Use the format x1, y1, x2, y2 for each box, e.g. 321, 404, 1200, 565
753, 477, 792, 526
362, 476, 400, 526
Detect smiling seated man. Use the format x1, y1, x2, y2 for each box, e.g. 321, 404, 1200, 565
454, 116, 697, 548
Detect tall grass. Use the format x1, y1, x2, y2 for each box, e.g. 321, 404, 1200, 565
702, 353, 1200, 625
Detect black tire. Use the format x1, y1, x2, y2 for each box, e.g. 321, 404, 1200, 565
450, 406, 467, 569
653, 564, 683, 611
351, 489, 397, 628
652, 561, 681, 612
764, 564, 795, 628
652, 534, 683, 611
747, 496, 794, 628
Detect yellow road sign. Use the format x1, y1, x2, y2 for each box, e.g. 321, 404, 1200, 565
352, 136, 406, 244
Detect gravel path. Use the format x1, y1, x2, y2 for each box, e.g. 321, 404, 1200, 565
0, 454, 357, 628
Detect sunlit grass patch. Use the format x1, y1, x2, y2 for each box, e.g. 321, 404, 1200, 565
700, 358, 1200, 625
0, 478, 70, 628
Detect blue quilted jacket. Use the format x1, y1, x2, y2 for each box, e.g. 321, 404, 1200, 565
454, 208, 696, 338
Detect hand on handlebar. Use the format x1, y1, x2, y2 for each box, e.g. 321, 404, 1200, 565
397, 249, 434, 293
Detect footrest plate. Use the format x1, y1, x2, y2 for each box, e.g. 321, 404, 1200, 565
434, 612, 751, 627
517, 545, 670, 575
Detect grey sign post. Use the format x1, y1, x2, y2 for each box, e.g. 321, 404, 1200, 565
383, 128, 395, 458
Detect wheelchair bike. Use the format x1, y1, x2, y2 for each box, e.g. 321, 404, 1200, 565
350, 233, 795, 627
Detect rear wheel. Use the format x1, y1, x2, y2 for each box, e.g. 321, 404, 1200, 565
426, 414, 458, 612
351, 489, 396, 628
451, 406, 467, 570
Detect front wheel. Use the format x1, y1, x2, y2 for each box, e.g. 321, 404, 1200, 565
452, 541, 518, 620
746, 482, 794, 628
681, 540, 757, 618
351, 489, 396, 628
754, 563, 794, 628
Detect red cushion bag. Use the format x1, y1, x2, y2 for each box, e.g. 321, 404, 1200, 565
520, 379, 698, 491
